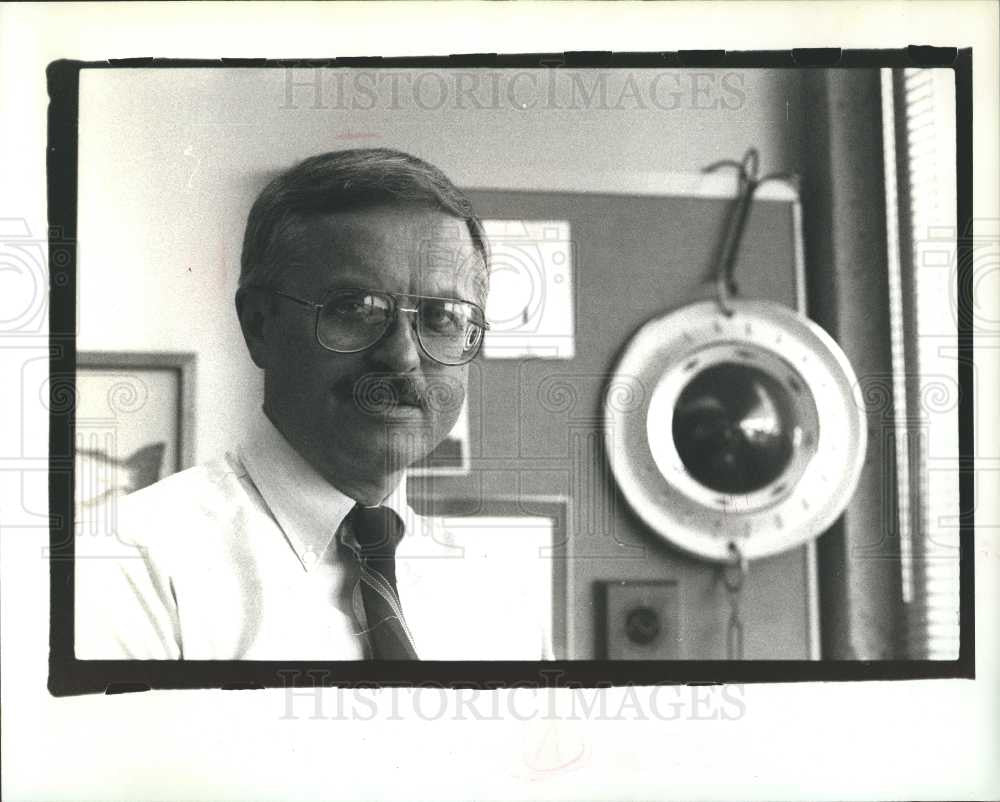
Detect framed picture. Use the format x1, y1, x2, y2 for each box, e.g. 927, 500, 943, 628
74, 352, 196, 511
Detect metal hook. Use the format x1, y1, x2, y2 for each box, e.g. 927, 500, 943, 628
722, 540, 748, 594
702, 148, 797, 318
702, 149, 761, 317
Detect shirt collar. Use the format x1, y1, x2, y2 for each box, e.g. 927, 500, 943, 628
238, 407, 414, 572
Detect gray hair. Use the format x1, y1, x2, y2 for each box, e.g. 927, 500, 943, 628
238, 148, 489, 294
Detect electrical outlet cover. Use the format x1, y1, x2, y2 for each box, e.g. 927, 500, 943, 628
603, 580, 680, 660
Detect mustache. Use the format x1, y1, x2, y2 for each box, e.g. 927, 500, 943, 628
339, 374, 464, 414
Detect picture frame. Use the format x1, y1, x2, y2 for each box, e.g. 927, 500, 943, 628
74, 351, 197, 509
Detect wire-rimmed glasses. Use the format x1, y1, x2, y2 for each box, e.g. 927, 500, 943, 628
259, 286, 489, 366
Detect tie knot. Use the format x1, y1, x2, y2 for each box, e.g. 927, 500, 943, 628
349, 503, 404, 557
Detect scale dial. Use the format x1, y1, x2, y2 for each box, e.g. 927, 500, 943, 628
604, 299, 867, 562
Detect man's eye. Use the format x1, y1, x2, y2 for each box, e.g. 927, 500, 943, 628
330, 295, 384, 319
422, 303, 466, 333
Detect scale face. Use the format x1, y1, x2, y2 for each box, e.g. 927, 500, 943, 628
604, 298, 867, 562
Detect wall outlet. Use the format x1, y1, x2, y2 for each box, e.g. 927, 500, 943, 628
603, 580, 680, 659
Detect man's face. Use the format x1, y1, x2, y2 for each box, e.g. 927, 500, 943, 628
248, 203, 485, 486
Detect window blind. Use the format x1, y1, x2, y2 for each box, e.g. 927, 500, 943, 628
882, 68, 961, 660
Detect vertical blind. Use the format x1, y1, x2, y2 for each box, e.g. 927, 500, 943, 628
881, 68, 961, 659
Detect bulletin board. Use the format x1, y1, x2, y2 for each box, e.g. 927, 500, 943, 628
409, 175, 817, 660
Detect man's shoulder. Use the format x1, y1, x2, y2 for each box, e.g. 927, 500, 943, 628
126, 452, 247, 503
113, 452, 255, 545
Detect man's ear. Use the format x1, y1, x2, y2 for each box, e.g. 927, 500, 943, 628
236, 288, 272, 370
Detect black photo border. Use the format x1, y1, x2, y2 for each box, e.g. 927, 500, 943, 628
48, 47, 974, 696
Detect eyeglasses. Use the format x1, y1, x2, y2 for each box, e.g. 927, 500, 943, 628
260, 286, 489, 366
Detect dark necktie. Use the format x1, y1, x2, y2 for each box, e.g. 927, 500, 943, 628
343, 504, 419, 660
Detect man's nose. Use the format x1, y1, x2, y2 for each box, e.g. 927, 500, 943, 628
368, 310, 423, 372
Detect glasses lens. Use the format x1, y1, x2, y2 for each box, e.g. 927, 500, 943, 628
317, 290, 392, 351
418, 299, 486, 365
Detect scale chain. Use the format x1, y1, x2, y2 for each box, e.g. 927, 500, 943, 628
723, 541, 748, 660
726, 583, 745, 660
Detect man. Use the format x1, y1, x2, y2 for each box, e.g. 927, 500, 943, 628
76, 148, 553, 660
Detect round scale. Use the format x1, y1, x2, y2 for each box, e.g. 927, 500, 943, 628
604, 298, 867, 562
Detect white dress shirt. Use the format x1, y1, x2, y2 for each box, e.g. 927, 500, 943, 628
75, 409, 554, 660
